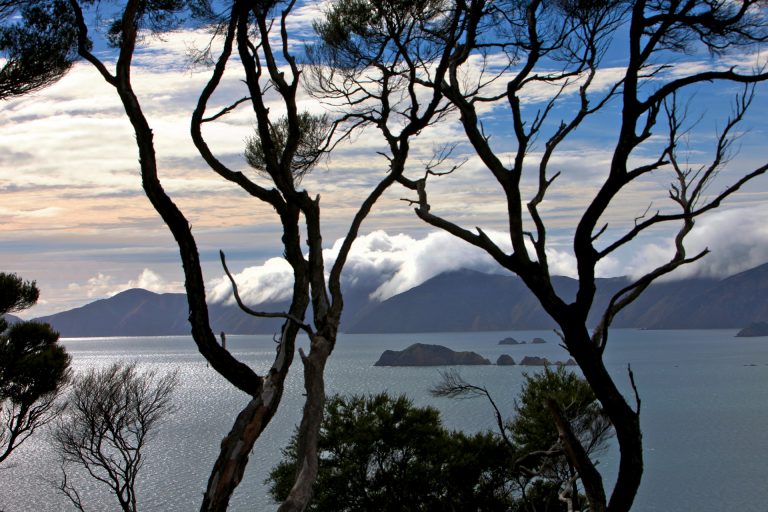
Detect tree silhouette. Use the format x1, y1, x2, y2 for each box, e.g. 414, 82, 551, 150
53, 362, 178, 512
310, 1, 768, 510
0, 1, 76, 100
0, 272, 70, 465
61, 1, 453, 509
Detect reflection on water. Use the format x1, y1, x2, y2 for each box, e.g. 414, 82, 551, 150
1, 330, 767, 511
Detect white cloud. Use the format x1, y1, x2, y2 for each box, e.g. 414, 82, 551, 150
625, 205, 768, 280
207, 257, 294, 305
205, 209, 768, 308
207, 229, 586, 307
131, 269, 172, 293
355, 231, 508, 300
67, 268, 182, 299
49, 210, 768, 316
67, 273, 116, 299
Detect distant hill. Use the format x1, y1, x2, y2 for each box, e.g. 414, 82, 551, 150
635, 263, 768, 328
34, 289, 288, 337
34, 263, 768, 337
1, 314, 22, 327
35, 289, 193, 337
346, 264, 768, 332
346, 270, 570, 332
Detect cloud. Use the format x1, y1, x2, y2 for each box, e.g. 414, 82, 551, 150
207, 257, 295, 305
0, 206, 63, 219
625, 205, 768, 280
350, 231, 509, 301
50, 209, 768, 317
67, 273, 116, 299
207, 208, 768, 308
207, 229, 586, 307
67, 268, 183, 299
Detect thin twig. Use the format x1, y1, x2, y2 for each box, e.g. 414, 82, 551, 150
627, 364, 641, 414
202, 96, 251, 123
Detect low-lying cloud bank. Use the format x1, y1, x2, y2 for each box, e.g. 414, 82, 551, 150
625, 205, 768, 280
65, 202, 767, 311
207, 207, 768, 307
206, 230, 516, 306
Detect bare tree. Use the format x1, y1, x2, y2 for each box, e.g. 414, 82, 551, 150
52, 362, 178, 512
0, 273, 70, 466
60, 1, 458, 510
313, 1, 768, 511
189, 2, 459, 509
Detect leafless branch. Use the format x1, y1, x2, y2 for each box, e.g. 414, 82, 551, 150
201, 96, 251, 123
627, 364, 641, 415
219, 251, 313, 336
430, 370, 514, 449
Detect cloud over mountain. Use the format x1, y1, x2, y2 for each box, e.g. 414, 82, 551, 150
206, 207, 768, 309
626, 205, 768, 280
207, 230, 583, 306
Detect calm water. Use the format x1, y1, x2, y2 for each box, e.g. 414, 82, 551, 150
1, 330, 767, 511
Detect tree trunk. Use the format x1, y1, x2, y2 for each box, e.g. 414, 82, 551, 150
277, 334, 333, 512
564, 328, 643, 512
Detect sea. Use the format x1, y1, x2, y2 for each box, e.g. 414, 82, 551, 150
0, 329, 767, 511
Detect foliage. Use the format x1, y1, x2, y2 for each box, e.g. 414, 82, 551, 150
267, 393, 516, 511
0, 321, 69, 404
432, 367, 612, 510
244, 112, 330, 184
0, 272, 70, 465
0, 272, 39, 317
311, 0, 449, 70
509, 479, 572, 512
0, 1, 77, 100
52, 362, 178, 512
511, 366, 611, 461
509, 367, 612, 510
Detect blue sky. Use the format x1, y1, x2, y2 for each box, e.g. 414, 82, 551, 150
1, 1, 767, 317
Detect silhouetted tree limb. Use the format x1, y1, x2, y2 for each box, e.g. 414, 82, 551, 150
0, 1, 77, 100
219, 250, 314, 336
0, 273, 70, 466
317, 1, 768, 511
53, 363, 178, 512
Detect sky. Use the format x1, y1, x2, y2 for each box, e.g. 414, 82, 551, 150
1, 1, 768, 318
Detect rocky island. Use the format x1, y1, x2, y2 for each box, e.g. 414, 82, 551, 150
736, 322, 768, 337
499, 336, 547, 345
374, 343, 491, 366
496, 354, 516, 366
519, 356, 550, 366
374, 343, 576, 368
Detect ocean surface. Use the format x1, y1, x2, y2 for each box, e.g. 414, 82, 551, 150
1, 329, 767, 511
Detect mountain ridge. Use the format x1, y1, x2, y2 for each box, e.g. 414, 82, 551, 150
33, 263, 768, 337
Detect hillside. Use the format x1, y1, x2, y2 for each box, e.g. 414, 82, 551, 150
33, 263, 768, 337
